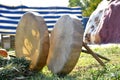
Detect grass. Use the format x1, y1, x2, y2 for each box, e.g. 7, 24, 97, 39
2, 44, 120, 80
26, 44, 120, 80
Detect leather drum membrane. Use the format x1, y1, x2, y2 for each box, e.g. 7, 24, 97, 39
47, 15, 84, 75
15, 12, 49, 71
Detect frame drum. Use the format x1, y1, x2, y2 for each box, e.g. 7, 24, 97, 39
47, 15, 84, 75
15, 12, 49, 71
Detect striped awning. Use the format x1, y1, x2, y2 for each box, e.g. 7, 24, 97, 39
0, 4, 82, 34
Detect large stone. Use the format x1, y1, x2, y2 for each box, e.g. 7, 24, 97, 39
15, 12, 49, 71
47, 15, 84, 75
83, 0, 109, 44
98, 0, 120, 43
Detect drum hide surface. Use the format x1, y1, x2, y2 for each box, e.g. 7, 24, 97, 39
47, 15, 84, 75
15, 12, 49, 71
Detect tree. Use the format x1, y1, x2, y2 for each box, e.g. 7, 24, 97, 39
69, 0, 80, 7
69, 0, 102, 17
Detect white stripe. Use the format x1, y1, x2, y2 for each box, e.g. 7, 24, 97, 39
0, 6, 81, 10
1, 13, 23, 17
0, 8, 82, 13
44, 18, 58, 21
47, 23, 56, 26
0, 23, 17, 27
0, 17, 19, 21
48, 28, 53, 31
22, 9, 82, 12
1, 13, 81, 18
0, 29, 16, 32
0, 8, 23, 11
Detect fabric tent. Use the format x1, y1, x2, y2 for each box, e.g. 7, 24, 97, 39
0, 4, 82, 34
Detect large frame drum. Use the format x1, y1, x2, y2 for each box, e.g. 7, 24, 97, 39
47, 15, 84, 75
15, 12, 49, 71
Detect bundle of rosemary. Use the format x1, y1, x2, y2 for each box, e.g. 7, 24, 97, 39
0, 57, 34, 80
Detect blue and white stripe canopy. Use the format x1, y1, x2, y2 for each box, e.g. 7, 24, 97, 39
0, 4, 82, 34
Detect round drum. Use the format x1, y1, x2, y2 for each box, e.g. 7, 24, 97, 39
15, 12, 49, 71
47, 15, 84, 75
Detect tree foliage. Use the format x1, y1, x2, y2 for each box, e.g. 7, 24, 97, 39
69, 0, 80, 7
69, 0, 102, 17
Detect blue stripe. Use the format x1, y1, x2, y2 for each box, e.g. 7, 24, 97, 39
48, 25, 54, 28
0, 4, 81, 10
0, 31, 16, 34
1, 20, 56, 24
43, 16, 60, 19
0, 4, 28, 9
0, 10, 26, 14
38, 11, 82, 14
0, 10, 81, 14
0, 20, 18, 24
45, 21, 56, 23
0, 26, 16, 29
0, 14, 21, 19
77, 16, 83, 19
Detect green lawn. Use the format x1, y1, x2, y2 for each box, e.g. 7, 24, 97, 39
1, 44, 120, 80
28, 44, 120, 80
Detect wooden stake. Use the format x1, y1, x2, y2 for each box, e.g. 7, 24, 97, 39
82, 42, 106, 66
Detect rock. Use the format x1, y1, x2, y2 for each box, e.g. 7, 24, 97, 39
15, 12, 49, 71
83, 0, 109, 44
99, 0, 120, 43
47, 15, 84, 75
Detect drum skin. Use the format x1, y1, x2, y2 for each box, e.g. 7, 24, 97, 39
15, 12, 49, 71
47, 15, 84, 75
